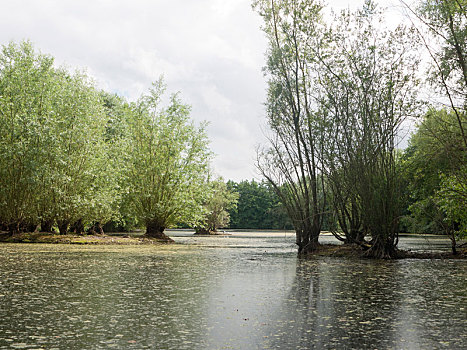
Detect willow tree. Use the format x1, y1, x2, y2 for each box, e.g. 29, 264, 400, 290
404, 109, 467, 253
317, 2, 421, 257
122, 80, 212, 240
417, 0, 467, 249
254, 0, 327, 254
403, 0, 467, 146
195, 178, 239, 234
41, 70, 112, 235
0, 41, 54, 233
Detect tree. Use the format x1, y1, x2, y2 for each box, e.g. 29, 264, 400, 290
403, 0, 467, 147
316, 1, 421, 257
100, 91, 138, 233
40, 69, 111, 235
122, 79, 212, 240
403, 108, 467, 253
195, 178, 238, 234
254, 0, 327, 254
401, 0, 467, 253
0, 41, 54, 233
0, 41, 213, 238
437, 167, 467, 250
254, 0, 420, 257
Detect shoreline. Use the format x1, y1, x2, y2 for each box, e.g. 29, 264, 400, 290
1, 231, 465, 259
0, 232, 171, 245
310, 243, 466, 260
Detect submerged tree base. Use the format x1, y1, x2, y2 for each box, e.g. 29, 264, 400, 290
144, 223, 174, 242
143, 231, 174, 242
299, 243, 467, 260
297, 239, 321, 256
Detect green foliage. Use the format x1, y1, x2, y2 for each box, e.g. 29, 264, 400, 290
100, 91, 137, 232
319, 1, 420, 250
403, 108, 467, 244
255, 0, 420, 257
0, 40, 54, 231
437, 168, 467, 240
0, 40, 116, 233
42, 70, 113, 233
196, 178, 239, 233
419, 0, 467, 101
227, 180, 292, 230
414, 0, 467, 150
400, 0, 467, 252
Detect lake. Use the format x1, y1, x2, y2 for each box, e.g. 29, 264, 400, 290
0, 231, 466, 349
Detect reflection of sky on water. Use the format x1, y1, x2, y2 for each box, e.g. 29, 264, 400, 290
0, 233, 465, 349
263, 258, 466, 349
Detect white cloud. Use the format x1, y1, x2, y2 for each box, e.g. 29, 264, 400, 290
200, 85, 232, 115
0, 0, 270, 181
0, 0, 402, 181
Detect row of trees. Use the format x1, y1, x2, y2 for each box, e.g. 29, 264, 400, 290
1, 0, 465, 255
0, 41, 232, 239
254, 0, 466, 257
0, 43, 290, 238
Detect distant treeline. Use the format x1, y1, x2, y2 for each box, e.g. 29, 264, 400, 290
226, 180, 292, 230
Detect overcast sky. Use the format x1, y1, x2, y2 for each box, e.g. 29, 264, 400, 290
0, 0, 400, 181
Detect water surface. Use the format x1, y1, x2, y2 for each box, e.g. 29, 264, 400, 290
0, 232, 465, 349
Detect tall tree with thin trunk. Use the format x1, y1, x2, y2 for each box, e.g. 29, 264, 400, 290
254, 0, 327, 255
317, 2, 421, 257
403, 0, 467, 146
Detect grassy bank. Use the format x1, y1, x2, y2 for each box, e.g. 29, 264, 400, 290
0, 232, 173, 245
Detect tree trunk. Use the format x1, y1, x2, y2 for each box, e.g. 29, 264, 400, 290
40, 219, 54, 233
297, 228, 320, 255
450, 234, 457, 255
7, 222, 20, 236
364, 236, 397, 259
346, 229, 365, 245
57, 220, 69, 235
70, 219, 85, 235
194, 227, 213, 235
145, 221, 173, 241
87, 222, 104, 235
21, 222, 38, 233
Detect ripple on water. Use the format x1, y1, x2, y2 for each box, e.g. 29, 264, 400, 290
0, 234, 465, 349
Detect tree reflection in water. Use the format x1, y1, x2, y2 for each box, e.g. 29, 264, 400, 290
264, 258, 466, 349
0, 239, 465, 349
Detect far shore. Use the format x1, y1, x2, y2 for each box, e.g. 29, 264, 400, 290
0, 231, 465, 260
